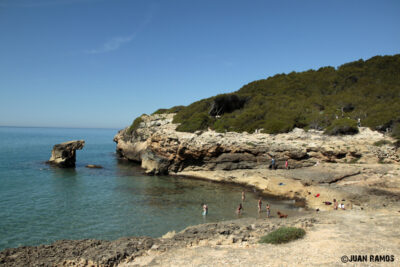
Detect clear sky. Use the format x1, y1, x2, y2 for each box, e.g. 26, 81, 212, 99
0, 0, 399, 129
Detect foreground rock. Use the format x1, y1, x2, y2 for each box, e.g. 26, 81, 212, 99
0, 213, 316, 266
114, 114, 399, 175
48, 140, 85, 168
2, 208, 399, 266
0, 237, 155, 267
121, 208, 400, 267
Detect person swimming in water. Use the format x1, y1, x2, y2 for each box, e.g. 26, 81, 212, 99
258, 197, 262, 212
202, 203, 208, 216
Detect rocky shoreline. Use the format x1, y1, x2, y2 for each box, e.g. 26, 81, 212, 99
114, 113, 400, 210
114, 114, 399, 175
2, 207, 399, 266
0, 213, 316, 266
2, 114, 399, 266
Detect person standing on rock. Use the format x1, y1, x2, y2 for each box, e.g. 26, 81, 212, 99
266, 204, 271, 218
285, 159, 289, 169
258, 197, 263, 212
242, 191, 246, 202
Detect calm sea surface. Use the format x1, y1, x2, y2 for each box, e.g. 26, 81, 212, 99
0, 126, 304, 250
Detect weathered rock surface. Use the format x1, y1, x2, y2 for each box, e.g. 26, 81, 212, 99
48, 140, 85, 168
113, 114, 399, 175
0, 236, 155, 267
0, 214, 317, 266
3, 208, 400, 267
120, 208, 400, 267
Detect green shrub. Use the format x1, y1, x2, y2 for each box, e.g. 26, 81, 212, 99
168, 105, 185, 113
152, 108, 168, 115
126, 115, 145, 135
391, 122, 400, 141
259, 227, 306, 244
324, 118, 359, 135
373, 140, 393, 146
152, 105, 185, 115
173, 99, 212, 124
262, 118, 294, 134
175, 112, 213, 132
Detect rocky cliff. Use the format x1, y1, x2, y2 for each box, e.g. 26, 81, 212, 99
114, 114, 400, 175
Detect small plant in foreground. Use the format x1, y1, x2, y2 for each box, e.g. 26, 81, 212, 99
258, 227, 305, 244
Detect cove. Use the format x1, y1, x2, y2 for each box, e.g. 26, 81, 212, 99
0, 127, 305, 251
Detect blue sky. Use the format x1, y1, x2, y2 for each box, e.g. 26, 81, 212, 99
0, 0, 399, 128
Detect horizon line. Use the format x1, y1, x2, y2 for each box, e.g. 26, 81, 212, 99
0, 125, 124, 130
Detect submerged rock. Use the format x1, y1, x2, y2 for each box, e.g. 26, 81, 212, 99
86, 164, 103, 169
48, 140, 85, 168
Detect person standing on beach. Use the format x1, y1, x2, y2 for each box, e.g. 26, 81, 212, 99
270, 158, 276, 169
266, 204, 271, 218
242, 191, 246, 202
333, 199, 338, 210
258, 197, 262, 212
202, 203, 208, 216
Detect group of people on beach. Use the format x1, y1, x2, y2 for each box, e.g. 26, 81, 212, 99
321, 198, 346, 210
333, 199, 345, 210
202, 191, 272, 218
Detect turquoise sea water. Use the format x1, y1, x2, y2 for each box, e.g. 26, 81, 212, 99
0, 126, 303, 251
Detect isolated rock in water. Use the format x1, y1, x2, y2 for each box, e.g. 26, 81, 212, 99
48, 140, 85, 168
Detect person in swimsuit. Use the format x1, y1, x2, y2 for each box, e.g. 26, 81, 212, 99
237, 203, 243, 215
266, 203, 271, 218
202, 203, 208, 216
258, 197, 262, 212
333, 199, 338, 210
242, 191, 246, 202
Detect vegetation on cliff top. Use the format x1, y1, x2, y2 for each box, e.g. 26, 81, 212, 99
126, 116, 144, 135
130, 54, 400, 138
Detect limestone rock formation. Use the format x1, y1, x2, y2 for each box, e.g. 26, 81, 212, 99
114, 114, 399, 175
48, 140, 85, 168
